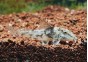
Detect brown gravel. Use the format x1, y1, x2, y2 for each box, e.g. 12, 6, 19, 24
0, 40, 87, 62
0, 5, 87, 62
0, 6, 87, 46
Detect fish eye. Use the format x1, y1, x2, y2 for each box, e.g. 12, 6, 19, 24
64, 32, 67, 34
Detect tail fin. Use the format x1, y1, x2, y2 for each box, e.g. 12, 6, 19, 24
7, 24, 19, 37
7, 24, 33, 38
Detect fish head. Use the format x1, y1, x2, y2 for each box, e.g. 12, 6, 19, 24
59, 28, 77, 42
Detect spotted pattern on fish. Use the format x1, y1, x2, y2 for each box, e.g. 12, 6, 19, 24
15, 27, 77, 45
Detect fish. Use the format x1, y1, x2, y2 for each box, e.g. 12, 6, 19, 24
8, 24, 77, 46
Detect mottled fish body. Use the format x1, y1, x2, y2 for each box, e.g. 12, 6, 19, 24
8, 26, 77, 45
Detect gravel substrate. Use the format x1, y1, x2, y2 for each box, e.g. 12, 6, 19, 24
0, 5, 87, 62
0, 40, 87, 62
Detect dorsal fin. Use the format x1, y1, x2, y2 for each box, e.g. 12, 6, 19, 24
36, 19, 53, 29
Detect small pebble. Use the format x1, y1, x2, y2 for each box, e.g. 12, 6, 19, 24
70, 10, 75, 15
65, 8, 70, 12
0, 25, 4, 32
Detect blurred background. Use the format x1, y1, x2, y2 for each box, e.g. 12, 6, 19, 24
0, 0, 87, 14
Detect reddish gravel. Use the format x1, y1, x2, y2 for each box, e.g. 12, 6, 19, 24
0, 5, 87, 62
